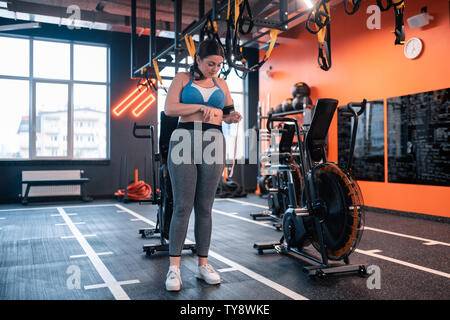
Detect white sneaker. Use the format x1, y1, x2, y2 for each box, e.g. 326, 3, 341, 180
197, 264, 221, 285
165, 265, 182, 291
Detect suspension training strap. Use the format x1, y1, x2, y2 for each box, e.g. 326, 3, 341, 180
264, 29, 279, 61
393, 0, 405, 45
307, 0, 332, 71
317, 22, 331, 71
184, 34, 196, 60
152, 59, 165, 92
376, 0, 405, 45
376, 0, 393, 11
224, 0, 274, 74
234, 0, 241, 29
344, 0, 362, 15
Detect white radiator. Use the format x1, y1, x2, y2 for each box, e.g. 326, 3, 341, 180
21, 170, 82, 197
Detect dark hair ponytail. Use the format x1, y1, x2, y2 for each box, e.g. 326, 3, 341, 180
189, 39, 225, 80
190, 53, 205, 80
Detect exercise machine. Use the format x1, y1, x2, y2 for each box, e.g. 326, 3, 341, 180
254, 98, 368, 278
253, 122, 302, 230
133, 112, 196, 256
252, 83, 314, 227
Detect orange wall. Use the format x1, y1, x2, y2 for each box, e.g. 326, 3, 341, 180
259, 0, 450, 218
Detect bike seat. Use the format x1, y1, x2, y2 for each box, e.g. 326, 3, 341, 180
305, 98, 338, 162
159, 111, 179, 164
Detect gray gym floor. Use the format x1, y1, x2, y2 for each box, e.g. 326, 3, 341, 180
0, 194, 449, 300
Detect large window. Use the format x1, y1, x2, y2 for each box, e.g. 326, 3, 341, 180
0, 35, 109, 160
222, 71, 245, 161
157, 60, 245, 162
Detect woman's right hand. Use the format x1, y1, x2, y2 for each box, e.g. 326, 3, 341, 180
201, 106, 222, 122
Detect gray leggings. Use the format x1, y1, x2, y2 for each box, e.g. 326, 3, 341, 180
167, 125, 225, 257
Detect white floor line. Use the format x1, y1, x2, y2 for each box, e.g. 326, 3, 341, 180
212, 208, 273, 228
364, 227, 450, 247
56, 222, 85, 226
221, 198, 269, 209
85, 280, 140, 290
219, 199, 450, 248
217, 267, 238, 273
61, 234, 96, 239
114, 204, 308, 300
209, 250, 308, 300
130, 218, 141, 221
0, 204, 115, 212
70, 252, 114, 259
212, 204, 450, 280
0, 217, 6, 220
355, 249, 450, 279
51, 213, 78, 217
57, 207, 136, 300
114, 204, 156, 226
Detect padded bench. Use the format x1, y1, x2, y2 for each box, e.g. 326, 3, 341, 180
21, 171, 91, 205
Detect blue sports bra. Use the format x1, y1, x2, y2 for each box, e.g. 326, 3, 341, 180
181, 73, 226, 110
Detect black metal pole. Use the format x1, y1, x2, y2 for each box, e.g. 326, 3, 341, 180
279, 0, 288, 31
174, 0, 182, 74
130, 0, 137, 78
124, 155, 128, 202
119, 155, 123, 194
212, 0, 217, 21
149, 0, 156, 62
199, 0, 205, 41
150, 126, 157, 202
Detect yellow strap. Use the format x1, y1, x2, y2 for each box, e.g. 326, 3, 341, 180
234, 0, 240, 28
392, 0, 405, 9
152, 59, 163, 86
184, 34, 196, 60
317, 27, 326, 44
264, 28, 279, 60
212, 20, 218, 33
227, 0, 231, 20
316, 2, 331, 44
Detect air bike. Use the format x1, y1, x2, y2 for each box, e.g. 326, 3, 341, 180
254, 98, 368, 278
133, 112, 196, 256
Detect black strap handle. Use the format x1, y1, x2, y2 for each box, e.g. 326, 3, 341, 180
344, 0, 362, 15
340, 99, 367, 118
132, 123, 153, 139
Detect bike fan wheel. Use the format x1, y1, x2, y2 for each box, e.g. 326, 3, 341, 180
310, 163, 365, 261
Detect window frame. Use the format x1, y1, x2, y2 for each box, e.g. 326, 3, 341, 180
0, 34, 110, 161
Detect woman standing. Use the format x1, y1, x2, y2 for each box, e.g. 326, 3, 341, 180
164, 39, 242, 291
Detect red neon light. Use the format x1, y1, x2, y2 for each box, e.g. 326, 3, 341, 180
112, 87, 140, 116
112, 80, 153, 117
132, 93, 156, 117
113, 89, 148, 117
